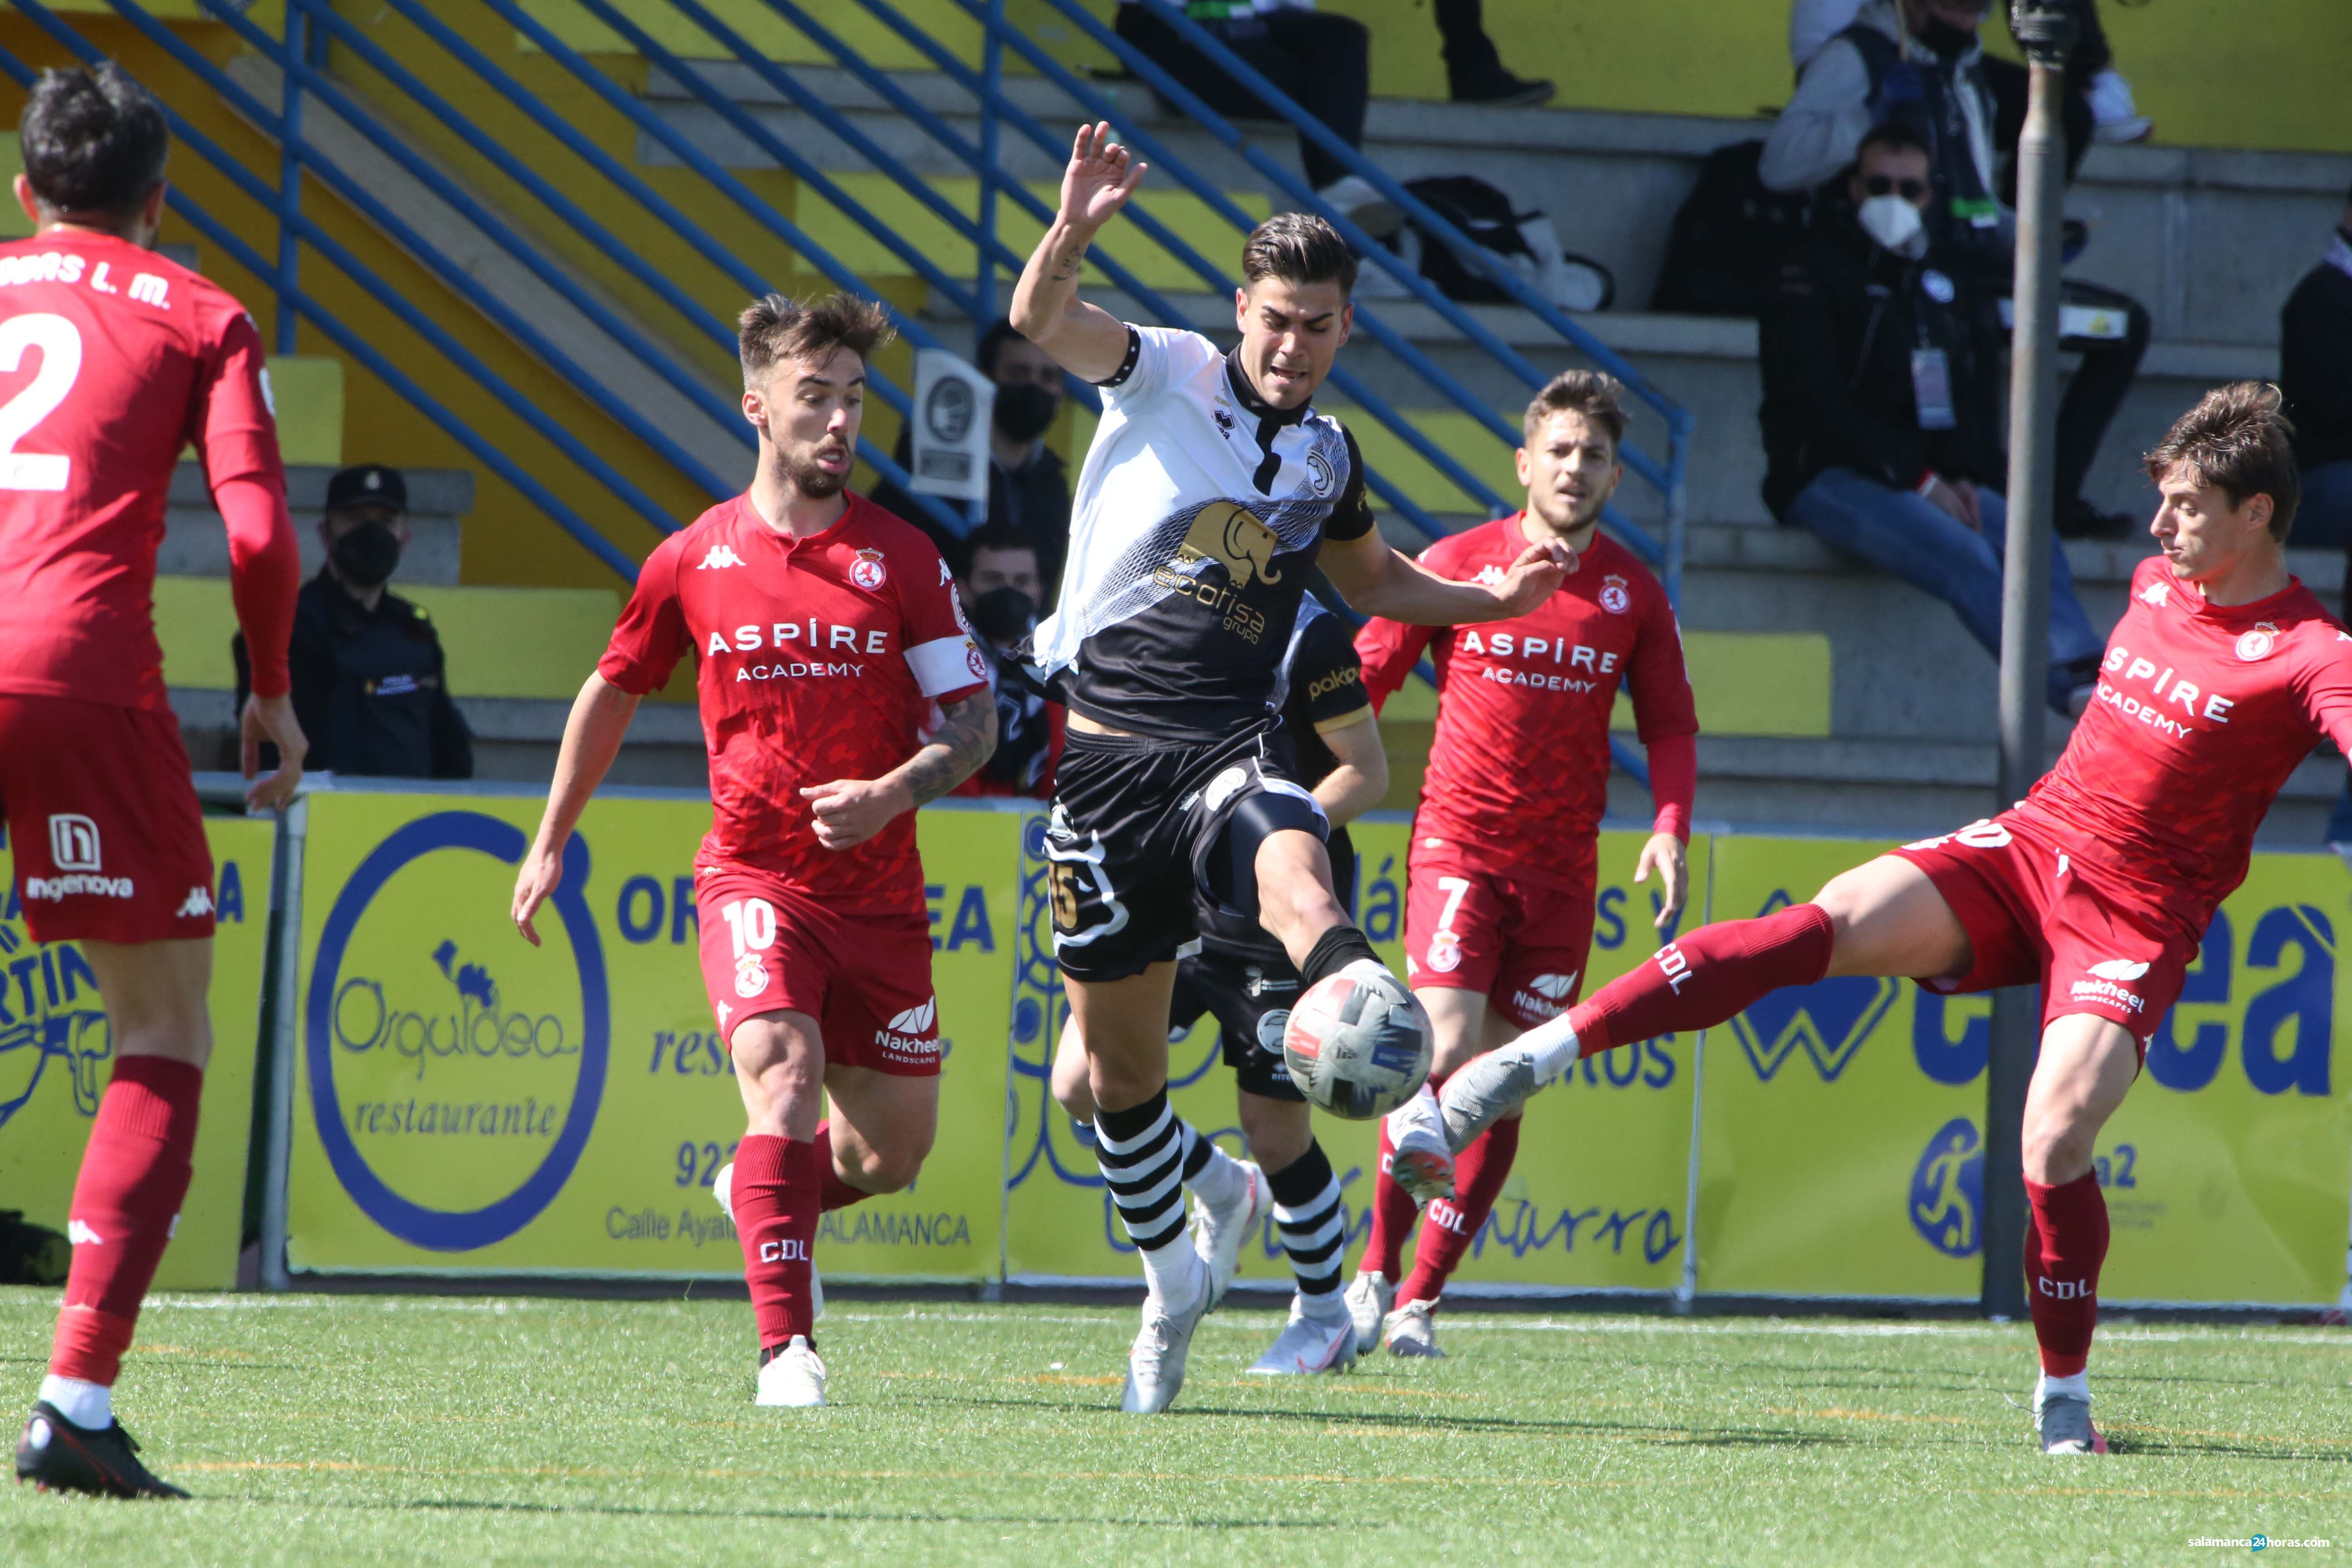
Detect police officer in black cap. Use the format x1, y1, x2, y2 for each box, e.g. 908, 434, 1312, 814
232, 463, 473, 778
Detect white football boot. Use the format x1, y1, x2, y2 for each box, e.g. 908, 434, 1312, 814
713, 1161, 823, 1319
1121, 1263, 1211, 1415
1191, 1159, 1269, 1312
755, 1336, 828, 1407
1383, 1298, 1445, 1358
1343, 1270, 1396, 1358
1245, 1296, 1357, 1376
1383, 1084, 1457, 1203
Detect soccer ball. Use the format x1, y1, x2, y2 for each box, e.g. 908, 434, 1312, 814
1282, 960, 1433, 1119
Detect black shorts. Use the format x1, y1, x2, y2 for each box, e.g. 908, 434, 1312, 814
1170, 947, 1305, 1102
1044, 725, 1323, 983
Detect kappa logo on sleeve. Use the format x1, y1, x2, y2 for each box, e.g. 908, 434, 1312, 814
696, 544, 745, 570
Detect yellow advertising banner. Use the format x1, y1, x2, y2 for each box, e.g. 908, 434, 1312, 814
284, 792, 1019, 1281
0, 815, 275, 1290
1000, 816, 1709, 1294
1695, 835, 2352, 1306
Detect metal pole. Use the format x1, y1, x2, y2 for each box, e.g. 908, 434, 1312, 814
258, 793, 307, 1290
274, 0, 304, 356
968, 0, 1004, 534
1984, 0, 2077, 1323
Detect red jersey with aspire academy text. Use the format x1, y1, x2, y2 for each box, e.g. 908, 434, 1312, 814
598, 494, 987, 912
0, 233, 290, 710
1355, 522, 1697, 885
2012, 555, 2352, 937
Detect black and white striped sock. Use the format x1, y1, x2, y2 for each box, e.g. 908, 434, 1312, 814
1266, 1141, 1347, 1309
1095, 1087, 1206, 1297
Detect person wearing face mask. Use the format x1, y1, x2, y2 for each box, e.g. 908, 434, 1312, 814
872, 320, 1074, 593
1761, 122, 2105, 717
232, 463, 473, 779
1764, 0, 2151, 539
947, 526, 1066, 799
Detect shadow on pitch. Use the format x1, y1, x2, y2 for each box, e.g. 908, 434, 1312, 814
382, 1497, 1348, 1529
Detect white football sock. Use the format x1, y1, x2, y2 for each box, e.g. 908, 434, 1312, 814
1187, 1138, 1249, 1212
2036, 1370, 2090, 1405
1142, 1232, 1206, 1305
1296, 1288, 1350, 1323
1516, 1012, 1582, 1086
38, 1374, 111, 1430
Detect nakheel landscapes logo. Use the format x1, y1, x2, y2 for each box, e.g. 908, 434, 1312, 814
306, 812, 609, 1251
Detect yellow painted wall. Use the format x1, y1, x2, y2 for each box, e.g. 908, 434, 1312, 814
527, 0, 2352, 155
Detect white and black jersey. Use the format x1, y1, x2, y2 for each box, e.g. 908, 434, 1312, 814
1030, 324, 1377, 741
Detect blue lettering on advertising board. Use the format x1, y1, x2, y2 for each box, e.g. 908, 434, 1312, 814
305, 812, 609, 1251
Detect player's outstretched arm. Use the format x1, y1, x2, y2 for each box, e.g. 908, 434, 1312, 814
1320, 529, 1573, 626
801, 690, 999, 852
513, 671, 639, 946
1009, 122, 1146, 383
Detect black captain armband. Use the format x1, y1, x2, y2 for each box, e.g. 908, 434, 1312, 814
1326, 426, 1376, 541
1093, 324, 1143, 389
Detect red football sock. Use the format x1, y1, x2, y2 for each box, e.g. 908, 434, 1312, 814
733, 1133, 821, 1350
1569, 903, 1836, 1058
812, 1122, 870, 1213
49, 1056, 204, 1387
1361, 1118, 1421, 1281
1399, 1115, 1521, 1306
2025, 1172, 2109, 1378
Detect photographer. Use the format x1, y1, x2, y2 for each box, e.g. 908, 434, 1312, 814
1764, 0, 2150, 538
1761, 123, 2104, 716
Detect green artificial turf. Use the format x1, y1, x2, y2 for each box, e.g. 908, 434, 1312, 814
1, 1289, 2346, 1565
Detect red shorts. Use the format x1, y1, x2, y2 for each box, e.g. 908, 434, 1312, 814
1891, 813, 2196, 1055
693, 867, 941, 1076
1403, 843, 1597, 1030
0, 695, 216, 945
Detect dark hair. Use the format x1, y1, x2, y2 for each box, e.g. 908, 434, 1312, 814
737, 290, 895, 387
1523, 369, 1629, 449
976, 319, 1021, 378
965, 522, 1037, 564
1241, 211, 1357, 298
2143, 382, 2301, 542
19, 64, 168, 220
1857, 120, 1933, 164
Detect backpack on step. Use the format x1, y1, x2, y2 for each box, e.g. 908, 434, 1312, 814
1652, 139, 1814, 316
1399, 175, 1615, 312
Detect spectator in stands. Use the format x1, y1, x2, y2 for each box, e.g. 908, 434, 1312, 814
1788, 0, 2148, 143
951, 527, 1062, 799
872, 320, 1074, 593
1431, 0, 1553, 105
1761, 122, 2104, 716
2282, 184, 2352, 553
1112, 0, 1400, 232
232, 463, 473, 779
1764, 0, 2151, 538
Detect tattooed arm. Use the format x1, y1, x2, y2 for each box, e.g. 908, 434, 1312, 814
800, 690, 999, 851
1009, 122, 1145, 382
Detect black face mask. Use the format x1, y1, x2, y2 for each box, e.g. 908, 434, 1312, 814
1916, 15, 1979, 59
970, 585, 1037, 651
992, 382, 1059, 444
331, 519, 402, 591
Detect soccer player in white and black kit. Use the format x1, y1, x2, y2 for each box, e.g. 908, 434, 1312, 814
1010, 124, 1569, 1412
1049, 598, 1389, 1376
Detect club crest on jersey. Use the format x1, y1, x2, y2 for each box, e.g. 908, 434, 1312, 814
1305, 446, 1334, 497
1172, 503, 1284, 588
850, 548, 888, 591
1599, 574, 1631, 614
966, 645, 988, 680
1425, 932, 1463, 973
2236, 622, 2278, 662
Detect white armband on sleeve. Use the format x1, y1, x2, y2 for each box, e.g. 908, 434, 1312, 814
906, 633, 987, 697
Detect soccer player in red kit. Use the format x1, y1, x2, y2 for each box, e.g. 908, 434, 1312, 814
5, 67, 305, 1499
511, 293, 994, 1409
1433, 384, 2343, 1454
1347, 372, 1697, 1357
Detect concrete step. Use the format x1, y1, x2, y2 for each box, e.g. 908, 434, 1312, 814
161, 462, 475, 586
654, 63, 2352, 343
170, 688, 709, 790
224, 54, 749, 493
1596, 734, 2344, 847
